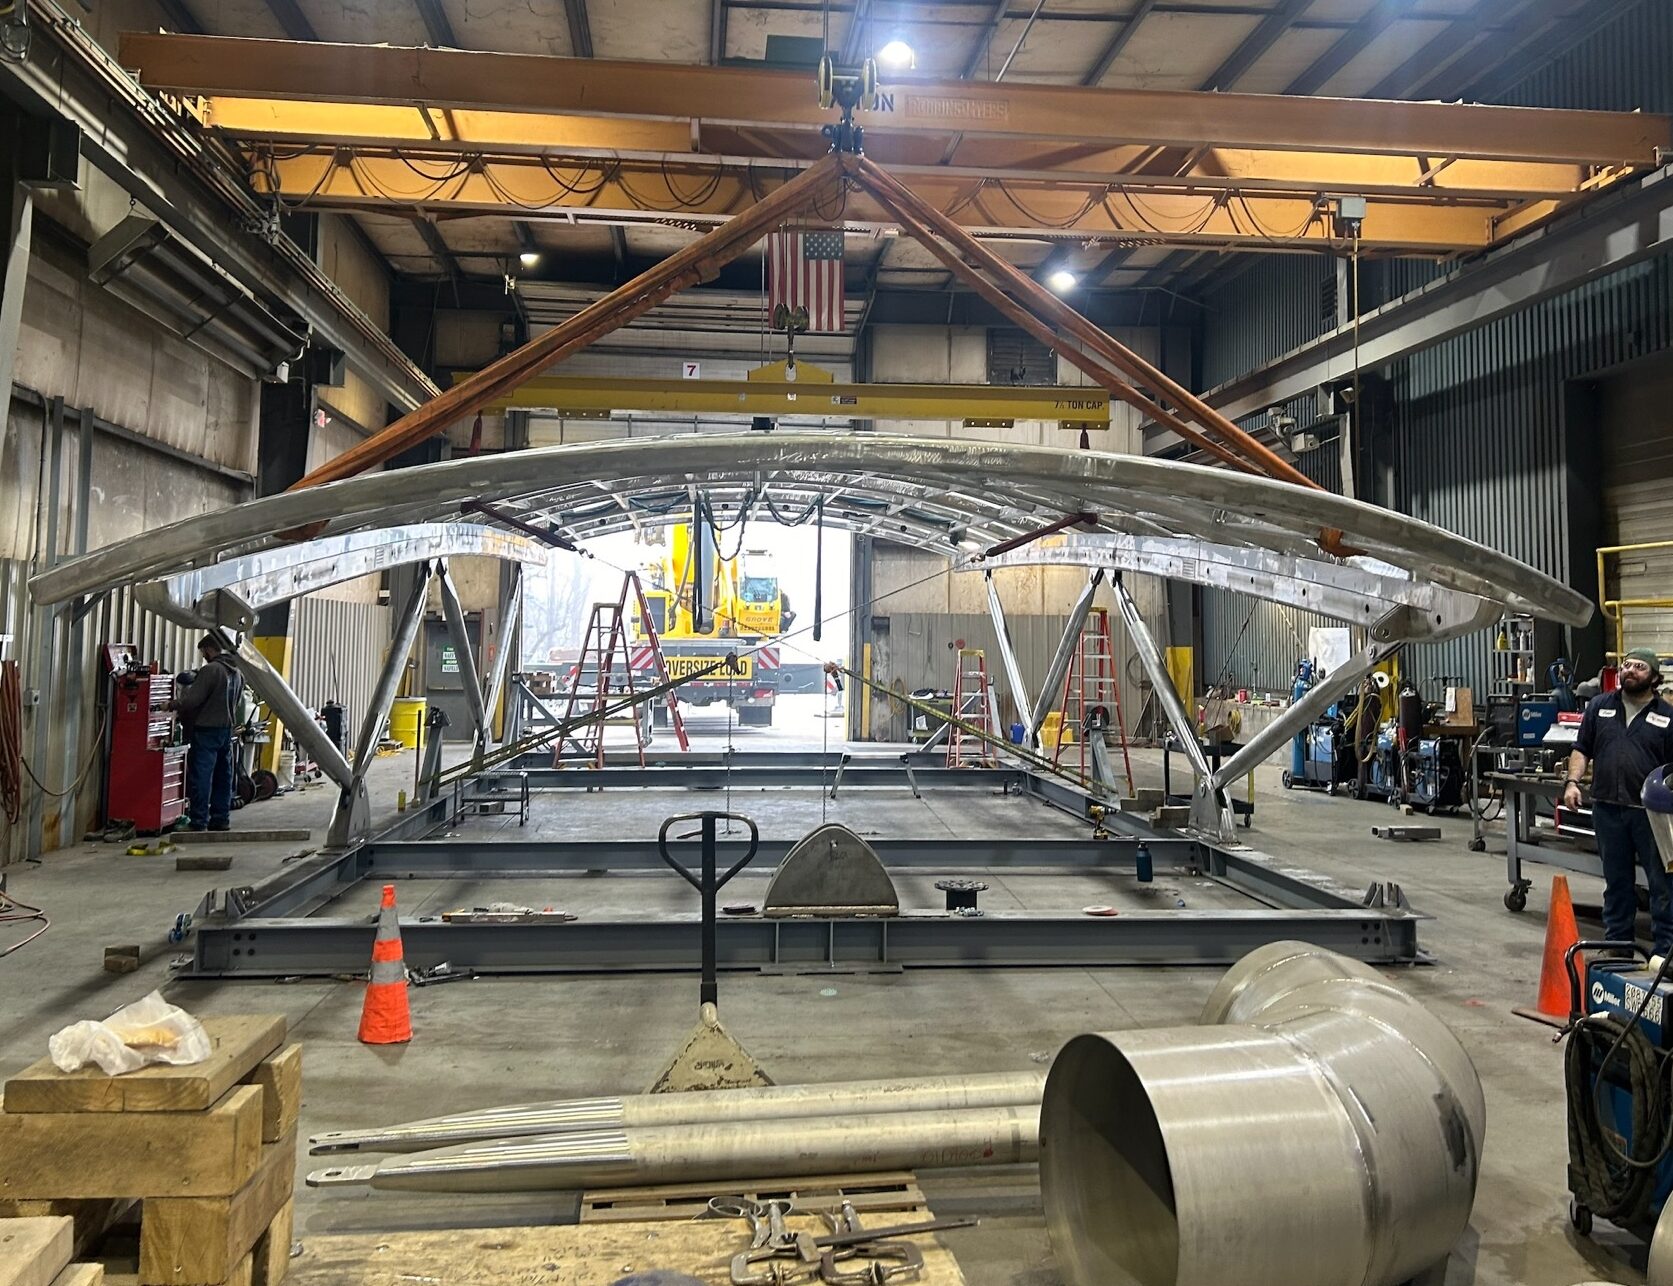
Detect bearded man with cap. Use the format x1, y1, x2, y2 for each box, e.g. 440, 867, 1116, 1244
1565, 647, 1673, 952
169, 634, 245, 833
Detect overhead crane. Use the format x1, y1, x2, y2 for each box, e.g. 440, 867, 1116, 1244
118, 33, 1672, 255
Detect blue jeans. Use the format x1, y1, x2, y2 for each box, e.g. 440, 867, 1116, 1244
1592, 801, 1673, 953
186, 725, 234, 828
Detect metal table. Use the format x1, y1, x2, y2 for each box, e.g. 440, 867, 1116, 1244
1487, 770, 1607, 911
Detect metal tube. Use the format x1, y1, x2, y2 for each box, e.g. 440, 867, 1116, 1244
309, 1070, 1047, 1155
1041, 942, 1485, 1286
985, 570, 1033, 737
1208, 641, 1395, 792
309, 1105, 1039, 1193
437, 560, 490, 744
480, 568, 524, 747
234, 630, 353, 789
1110, 572, 1209, 781
1031, 570, 1101, 737
351, 561, 432, 781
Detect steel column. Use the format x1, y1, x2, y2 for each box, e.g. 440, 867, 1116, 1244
481, 568, 524, 747
1210, 642, 1399, 791
1031, 571, 1101, 737
436, 560, 491, 752
0, 142, 30, 411
985, 570, 1034, 740
350, 562, 433, 779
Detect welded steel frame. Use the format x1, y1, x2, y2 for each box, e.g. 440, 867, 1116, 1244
176, 761, 1425, 978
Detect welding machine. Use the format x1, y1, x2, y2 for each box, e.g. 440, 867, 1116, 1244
1567, 767, 1673, 1244
1564, 945, 1673, 1244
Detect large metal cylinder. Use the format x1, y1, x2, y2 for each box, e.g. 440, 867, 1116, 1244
1041, 942, 1485, 1286
309, 1104, 1039, 1194
310, 1070, 1046, 1154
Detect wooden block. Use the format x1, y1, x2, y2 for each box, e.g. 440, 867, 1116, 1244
0, 1201, 135, 1256
249, 1200, 293, 1286
0, 1216, 73, 1286
221, 1255, 253, 1286
102, 956, 141, 975
248, 1048, 301, 1146
139, 1131, 295, 1286
48, 1267, 103, 1286
0, 1086, 263, 1199
3, 1018, 285, 1115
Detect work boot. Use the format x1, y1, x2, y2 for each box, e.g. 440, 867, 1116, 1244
208, 820, 231, 832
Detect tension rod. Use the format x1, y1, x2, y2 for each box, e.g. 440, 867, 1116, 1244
982, 512, 1097, 559
462, 501, 591, 556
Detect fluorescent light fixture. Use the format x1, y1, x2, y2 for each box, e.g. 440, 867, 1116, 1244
519, 250, 542, 268
1047, 269, 1078, 292
877, 39, 915, 68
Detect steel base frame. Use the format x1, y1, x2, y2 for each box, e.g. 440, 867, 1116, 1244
179, 759, 1424, 977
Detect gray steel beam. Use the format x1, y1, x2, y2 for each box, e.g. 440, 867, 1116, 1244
1283, 0, 1403, 96
263, 0, 318, 41
497, 764, 1024, 790
0, 168, 30, 460
1209, 641, 1397, 791
350, 562, 433, 779
414, 0, 459, 46
1167, 165, 1673, 436
437, 560, 491, 749
481, 569, 524, 746
1199, 0, 1316, 92
1110, 572, 1206, 780
1030, 571, 1101, 737
960, 0, 1011, 79
0, 11, 436, 412
1082, 0, 1155, 87
563, 0, 595, 58
985, 571, 1033, 739
186, 906, 1419, 977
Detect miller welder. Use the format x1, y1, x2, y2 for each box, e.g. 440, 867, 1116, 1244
1564, 764, 1673, 1247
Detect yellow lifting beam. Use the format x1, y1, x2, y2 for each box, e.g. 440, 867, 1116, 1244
460, 374, 1111, 429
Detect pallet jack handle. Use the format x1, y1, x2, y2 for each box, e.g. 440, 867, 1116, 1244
657, 812, 760, 1006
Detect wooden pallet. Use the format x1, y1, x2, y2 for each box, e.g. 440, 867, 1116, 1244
0, 1216, 105, 1286
283, 1208, 968, 1286
0, 1018, 301, 1286
581, 1170, 927, 1224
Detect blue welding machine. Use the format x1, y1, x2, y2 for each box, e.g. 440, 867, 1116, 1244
1565, 948, 1673, 1243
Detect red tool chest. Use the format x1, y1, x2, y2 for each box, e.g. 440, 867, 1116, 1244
103, 645, 187, 833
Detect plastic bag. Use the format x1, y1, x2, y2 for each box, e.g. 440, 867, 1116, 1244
48, 990, 212, 1076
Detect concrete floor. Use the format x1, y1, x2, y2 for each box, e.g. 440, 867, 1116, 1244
0, 694, 1644, 1285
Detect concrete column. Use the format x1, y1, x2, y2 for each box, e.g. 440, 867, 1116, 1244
0, 112, 36, 410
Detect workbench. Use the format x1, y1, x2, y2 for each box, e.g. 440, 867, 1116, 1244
1487, 771, 1620, 912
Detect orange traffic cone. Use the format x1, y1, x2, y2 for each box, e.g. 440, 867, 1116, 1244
358, 884, 412, 1044
1513, 874, 1583, 1029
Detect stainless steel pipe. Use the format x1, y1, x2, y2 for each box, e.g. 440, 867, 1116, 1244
1041, 941, 1486, 1286
308, 1104, 1039, 1193
310, 1070, 1047, 1154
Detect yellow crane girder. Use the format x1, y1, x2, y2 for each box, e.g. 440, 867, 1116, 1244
464, 374, 1111, 429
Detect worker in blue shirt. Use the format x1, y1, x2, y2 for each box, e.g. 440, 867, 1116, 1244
1565, 648, 1673, 952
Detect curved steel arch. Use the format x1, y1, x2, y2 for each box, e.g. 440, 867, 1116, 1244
31, 433, 1592, 632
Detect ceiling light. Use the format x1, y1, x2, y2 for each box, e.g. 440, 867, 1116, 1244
1047, 269, 1078, 292
519, 250, 541, 268
877, 39, 915, 69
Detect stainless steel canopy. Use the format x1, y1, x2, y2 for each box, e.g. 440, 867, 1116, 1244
30, 434, 1592, 640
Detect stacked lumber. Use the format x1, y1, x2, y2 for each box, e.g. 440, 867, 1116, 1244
0, 1215, 103, 1286
0, 1016, 300, 1286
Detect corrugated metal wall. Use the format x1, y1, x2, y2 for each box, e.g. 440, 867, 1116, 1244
1, 557, 201, 865
291, 597, 395, 736
1193, 0, 1673, 696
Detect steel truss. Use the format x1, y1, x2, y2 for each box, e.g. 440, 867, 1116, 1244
178, 760, 1424, 978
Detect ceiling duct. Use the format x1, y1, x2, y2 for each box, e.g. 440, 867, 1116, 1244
88, 214, 306, 380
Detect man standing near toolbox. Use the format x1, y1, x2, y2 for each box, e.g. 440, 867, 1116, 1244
1564, 647, 1673, 953
171, 634, 245, 833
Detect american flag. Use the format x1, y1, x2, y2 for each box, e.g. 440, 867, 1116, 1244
767, 229, 845, 334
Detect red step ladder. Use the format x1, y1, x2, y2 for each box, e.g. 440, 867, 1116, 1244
624, 571, 689, 753
1053, 607, 1134, 793
947, 647, 998, 768
553, 573, 687, 768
